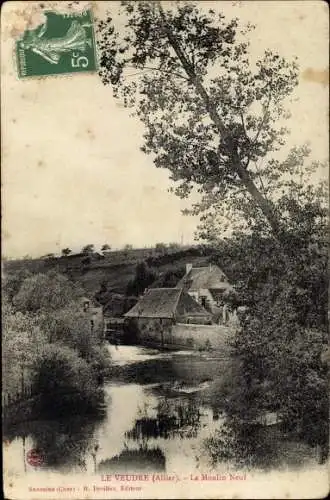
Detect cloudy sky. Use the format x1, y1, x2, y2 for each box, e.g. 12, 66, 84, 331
1, 1, 328, 258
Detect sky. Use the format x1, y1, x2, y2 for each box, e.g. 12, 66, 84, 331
1, 1, 328, 258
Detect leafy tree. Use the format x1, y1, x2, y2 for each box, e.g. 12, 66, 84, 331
31, 344, 103, 417
61, 248, 72, 256
155, 242, 167, 254
97, 1, 328, 465
101, 243, 111, 252
195, 145, 327, 246
40, 304, 95, 351
209, 150, 328, 326
206, 167, 328, 465
95, 281, 109, 305
126, 261, 158, 296
2, 269, 32, 303
81, 244, 95, 255
44, 253, 55, 259
167, 242, 180, 252
123, 244, 133, 250
150, 266, 185, 288
98, 1, 299, 239
3, 268, 112, 421
12, 271, 84, 313
2, 299, 47, 398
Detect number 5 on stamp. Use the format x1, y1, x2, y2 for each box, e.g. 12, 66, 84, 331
15, 9, 97, 78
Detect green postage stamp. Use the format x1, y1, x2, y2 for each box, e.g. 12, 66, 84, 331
15, 9, 97, 78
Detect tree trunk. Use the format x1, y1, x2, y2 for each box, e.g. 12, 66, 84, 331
157, 2, 283, 239
233, 157, 282, 237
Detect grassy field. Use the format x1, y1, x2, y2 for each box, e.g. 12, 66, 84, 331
4, 246, 213, 295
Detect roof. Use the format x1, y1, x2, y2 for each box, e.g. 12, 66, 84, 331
176, 264, 232, 291
124, 288, 182, 319
176, 292, 213, 319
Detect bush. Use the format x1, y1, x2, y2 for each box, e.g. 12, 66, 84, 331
87, 345, 112, 382
32, 344, 104, 417
12, 272, 84, 313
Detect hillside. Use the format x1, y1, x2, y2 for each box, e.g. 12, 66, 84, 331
3, 246, 213, 296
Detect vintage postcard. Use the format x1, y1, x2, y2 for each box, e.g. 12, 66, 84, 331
2, 1, 329, 499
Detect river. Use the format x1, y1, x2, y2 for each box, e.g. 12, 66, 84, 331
4, 344, 230, 476
3, 344, 320, 477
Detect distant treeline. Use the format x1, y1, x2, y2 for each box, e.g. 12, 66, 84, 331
4, 244, 212, 274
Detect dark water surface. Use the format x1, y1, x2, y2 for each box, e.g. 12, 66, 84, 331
4, 345, 230, 475
4, 344, 321, 478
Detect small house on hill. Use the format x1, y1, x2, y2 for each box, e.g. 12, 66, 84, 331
176, 263, 236, 319
124, 287, 212, 334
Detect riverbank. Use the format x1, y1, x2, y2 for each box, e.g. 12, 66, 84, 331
4, 344, 321, 480
2, 388, 107, 430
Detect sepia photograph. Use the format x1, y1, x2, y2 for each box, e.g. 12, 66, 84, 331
1, 1, 329, 499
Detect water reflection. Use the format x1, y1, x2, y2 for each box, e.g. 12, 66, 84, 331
4, 344, 317, 475
126, 398, 202, 441
98, 445, 166, 473
3, 346, 228, 476
3, 417, 101, 473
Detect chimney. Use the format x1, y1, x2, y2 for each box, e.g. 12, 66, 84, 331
186, 263, 192, 274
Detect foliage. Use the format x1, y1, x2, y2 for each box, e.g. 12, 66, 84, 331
210, 152, 328, 328
2, 269, 32, 303
44, 253, 55, 259
31, 344, 103, 417
39, 304, 102, 356
150, 266, 185, 288
95, 281, 109, 305
2, 299, 47, 397
4, 245, 210, 297
204, 417, 275, 469
101, 243, 111, 252
7, 418, 101, 470
87, 344, 112, 382
126, 261, 158, 296
81, 244, 95, 255
167, 242, 181, 251
3, 271, 111, 418
155, 242, 167, 254
61, 248, 72, 256
97, 1, 299, 235
195, 145, 327, 243
206, 168, 328, 464
12, 271, 84, 313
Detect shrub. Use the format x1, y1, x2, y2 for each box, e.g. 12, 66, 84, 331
32, 344, 103, 417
